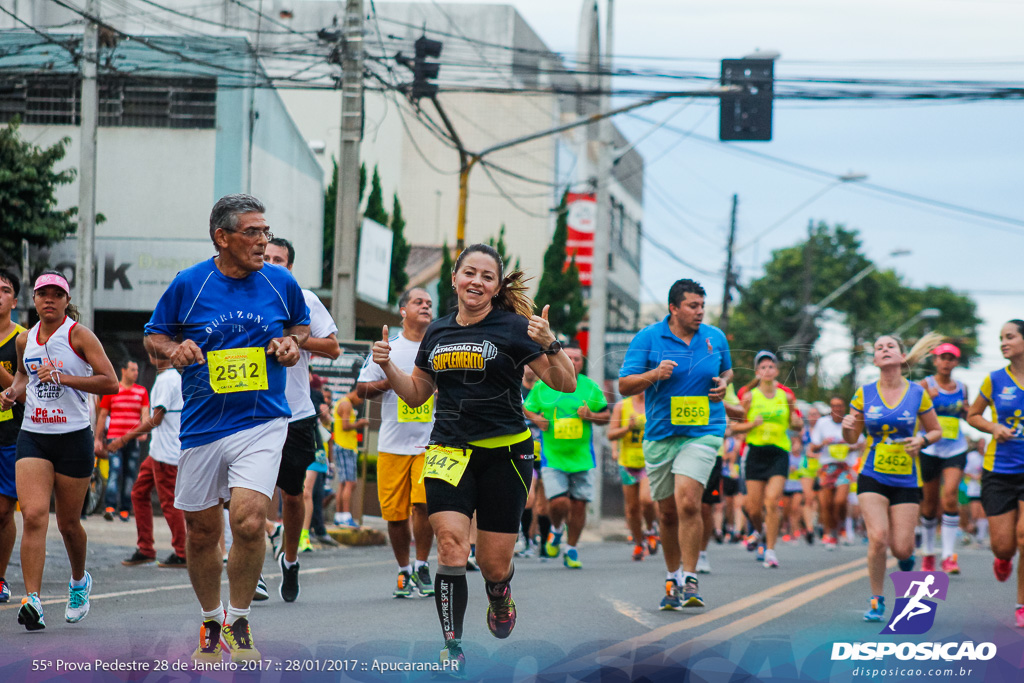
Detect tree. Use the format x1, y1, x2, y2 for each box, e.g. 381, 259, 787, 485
487, 224, 520, 272
534, 193, 587, 339
364, 166, 388, 226
389, 194, 410, 306
321, 160, 367, 287
437, 241, 456, 316
0, 118, 77, 267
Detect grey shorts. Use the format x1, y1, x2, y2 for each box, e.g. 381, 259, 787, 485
643, 434, 724, 502
333, 445, 358, 483
541, 467, 595, 502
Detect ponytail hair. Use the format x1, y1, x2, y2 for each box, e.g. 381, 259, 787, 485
454, 243, 535, 319
880, 331, 944, 373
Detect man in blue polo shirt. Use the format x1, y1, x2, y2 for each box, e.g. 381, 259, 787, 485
145, 194, 310, 663
619, 279, 732, 611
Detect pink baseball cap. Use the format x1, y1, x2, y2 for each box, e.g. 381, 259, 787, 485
34, 273, 71, 296
932, 342, 960, 358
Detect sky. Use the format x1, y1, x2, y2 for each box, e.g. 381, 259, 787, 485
404, 0, 1023, 390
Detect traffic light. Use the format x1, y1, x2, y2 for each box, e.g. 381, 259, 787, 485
719, 58, 774, 141
412, 36, 443, 100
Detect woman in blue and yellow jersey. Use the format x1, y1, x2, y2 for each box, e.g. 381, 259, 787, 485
608, 393, 658, 561
917, 342, 970, 575
966, 319, 1024, 628
842, 334, 942, 623
732, 350, 803, 569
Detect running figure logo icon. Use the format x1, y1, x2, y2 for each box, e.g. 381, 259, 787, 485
883, 571, 949, 635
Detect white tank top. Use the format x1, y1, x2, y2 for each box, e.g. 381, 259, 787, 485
22, 316, 93, 433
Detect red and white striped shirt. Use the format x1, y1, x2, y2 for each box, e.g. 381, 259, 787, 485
99, 383, 149, 439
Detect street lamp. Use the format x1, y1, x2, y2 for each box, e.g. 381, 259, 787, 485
893, 307, 941, 337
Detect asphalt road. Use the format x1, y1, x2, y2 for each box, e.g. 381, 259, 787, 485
1, 515, 1023, 683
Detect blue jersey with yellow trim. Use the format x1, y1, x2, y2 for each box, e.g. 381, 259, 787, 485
978, 367, 1024, 474
920, 376, 968, 458
851, 380, 933, 488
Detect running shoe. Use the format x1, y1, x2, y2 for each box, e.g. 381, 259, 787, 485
104, 507, 115, 521
120, 510, 130, 523
647, 530, 660, 556
519, 544, 536, 559
279, 554, 300, 603
513, 533, 527, 557
466, 553, 479, 571
413, 563, 435, 597
192, 618, 223, 663
804, 530, 814, 546
485, 583, 517, 639
898, 555, 915, 572
1016, 606, 1024, 629
921, 554, 936, 572
782, 534, 792, 543
682, 576, 705, 607
863, 595, 885, 622
563, 548, 582, 569
267, 523, 283, 560
822, 534, 837, 550
745, 531, 761, 551
298, 529, 313, 553
696, 552, 712, 574
439, 638, 466, 679
659, 579, 683, 611
632, 544, 645, 561
543, 531, 562, 559
763, 549, 779, 569
315, 533, 340, 548
18, 592, 45, 631
941, 554, 961, 575
994, 558, 1013, 582
65, 572, 92, 623
221, 617, 261, 663
755, 545, 765, 563
253, 574, 269, 601
394, 570, 414, 598
0, 577, 11, 603
158, 553, 188, 568
122, 549, 157, 566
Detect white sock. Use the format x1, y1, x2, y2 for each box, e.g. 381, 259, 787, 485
414, 559, 428, 571
673, 569, 684, 584
566, 545, 577, 554
764, 548, 777, 560
225, 604, 250, 626
682, 571, 697, 583
921, 516, 938, 554
941, 513, 959, 558
202, 603, 224, 621
222, 508, 233, 552
977, 518, 989, 541
282, 557, 297, 570
844, 515, 855, 539
698, 551, 708, 561
399, 564, 412, 574
70, 573, 88, 588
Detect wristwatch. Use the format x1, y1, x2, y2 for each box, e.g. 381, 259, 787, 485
543, 340, 562, 356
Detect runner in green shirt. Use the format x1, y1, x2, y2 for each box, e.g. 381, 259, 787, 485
524, 344, 610, 568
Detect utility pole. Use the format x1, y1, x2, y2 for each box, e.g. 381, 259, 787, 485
75, 0, 99, 329
719, 194, 738, 332
330, 0, 363, 339
798, 218, 814, 388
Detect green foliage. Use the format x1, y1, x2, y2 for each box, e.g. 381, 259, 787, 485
437, 241, 456, 316
729, 222, 980, 398
0, 118, 77, 266
389, 194, 410, 306
487, 224, 520, 272
534, 193, 587, 338
364, 166, 388, 226
321, 157, 338, 287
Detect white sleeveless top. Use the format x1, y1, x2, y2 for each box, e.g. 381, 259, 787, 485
23, 316, 93, 433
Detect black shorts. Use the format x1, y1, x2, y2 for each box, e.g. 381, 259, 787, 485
981, 470, 1024, 517
918, 451, 967, 484
744, 445, 789, 482
721, 476, 740, 497
702, 456, 723, 505
16, 427, 94, 479
856, 473, 921, 506
425, 437, 534, 534
276, 416, 318, 496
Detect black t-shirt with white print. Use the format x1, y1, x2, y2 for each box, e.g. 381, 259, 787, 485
415, 308, 543, 445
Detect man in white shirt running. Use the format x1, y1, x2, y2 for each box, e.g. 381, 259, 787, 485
357, 288, 437, 598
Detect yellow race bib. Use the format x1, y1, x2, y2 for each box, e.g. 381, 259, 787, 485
398, 395, 434, 423
938, 416, 960, 440
874, 443, 913, 476
419, 445, 471, 487
554, 417, 584, 440
671, 396, 710, 426
208, 347, 269, 394
828, 444, 850, 460
756, 422, 785, 444
0, 408, 11, 422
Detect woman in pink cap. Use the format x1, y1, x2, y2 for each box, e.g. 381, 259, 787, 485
917, 342, 970, 575
0, 270, 118, 631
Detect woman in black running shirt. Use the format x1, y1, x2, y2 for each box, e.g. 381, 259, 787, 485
372, 244, 575, 676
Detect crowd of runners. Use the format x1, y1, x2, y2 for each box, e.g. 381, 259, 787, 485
1, 193, 1024, 678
